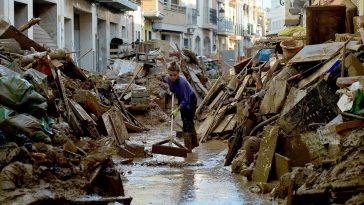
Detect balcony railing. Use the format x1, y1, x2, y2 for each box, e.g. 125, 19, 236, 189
217, 17, 233, 33
187, 8, 198, 25
235, 24, 244, 36
163, 2, 186, 13
203, 7, 217, 26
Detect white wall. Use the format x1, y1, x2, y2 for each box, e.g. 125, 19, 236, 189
79, 13, 94, 70
1, 0, 136, 73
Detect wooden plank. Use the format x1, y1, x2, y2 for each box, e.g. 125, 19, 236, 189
102, 106, 129, 145
336, 76, 364, 87
223, 114, 237, 132
197, 115, 214, 140
335, 120, 364, 133
195, 76, 223, 117
360, 28, 364, 43
210, 105, 228, 132
260, 80, 287, 115
213, 114, 234, 133
51, 59, 64, 68
234, 75, 251, 100
224, 126, 245, 166
125, 121, 144, 133
68, 99, 96, 125
189, 69, 208, 94
275, 153, 291, 180
208, 90, 224, 110
252, 126, 279, 182
299, 55, 341, 88
201, 92, 228, 142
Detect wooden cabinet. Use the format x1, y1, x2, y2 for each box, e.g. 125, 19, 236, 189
306, 6, 346, 45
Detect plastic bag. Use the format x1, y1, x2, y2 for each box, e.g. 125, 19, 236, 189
0, 114, 52, 143
350, 90, 364, 115
0, 76, 47, 115
0, 106, 15, 124
23, 68, 48, 97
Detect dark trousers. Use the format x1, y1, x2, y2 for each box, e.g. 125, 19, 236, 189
180, 94, 197, 133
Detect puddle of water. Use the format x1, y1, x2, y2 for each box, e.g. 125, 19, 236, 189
117, 129, 277, 205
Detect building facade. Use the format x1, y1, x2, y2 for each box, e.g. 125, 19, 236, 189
216, 0, 266, 58
0, 0, 141, 72
267, 0, 285, 34
0, 0, 269, 73
141, 0, 217, 57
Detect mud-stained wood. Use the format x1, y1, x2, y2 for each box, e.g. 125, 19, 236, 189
252, 126, 279, 182
68, 99, 96, 125
274, 153, 291, 180
213, 114, 234, 134
208, 90, 224, 111
224, 126, 245, 166
223, 115, 237, 133
197, 115, 215, 141
260, 80, 287, 115
102, 106, 129, 145
209, 105, 228, 132
234, 74, 251, 101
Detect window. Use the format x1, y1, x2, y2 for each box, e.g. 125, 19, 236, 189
121, 26, 126, 38
184, 38, 189, 48
149, 31, 152, 40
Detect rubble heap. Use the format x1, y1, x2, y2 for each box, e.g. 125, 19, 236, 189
196, 25, 364, 205
0, 18, 151, 204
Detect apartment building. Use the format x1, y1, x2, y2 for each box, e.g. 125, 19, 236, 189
267, 0, 285, 34
0, 0, 141, 72
141, 0, 217, 57
217, 0, 266, 58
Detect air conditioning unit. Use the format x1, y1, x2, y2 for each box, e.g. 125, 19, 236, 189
187, 28, 194, 33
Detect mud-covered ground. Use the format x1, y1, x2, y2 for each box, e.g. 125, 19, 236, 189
114, 128, 277, 205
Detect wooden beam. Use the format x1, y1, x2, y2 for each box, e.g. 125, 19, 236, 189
252, 126, 280, 183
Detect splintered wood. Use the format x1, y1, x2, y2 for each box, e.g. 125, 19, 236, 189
252, 126, 279, 183
102, 106, 129, 145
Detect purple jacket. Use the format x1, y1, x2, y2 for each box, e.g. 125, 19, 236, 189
168, 76, 195, 110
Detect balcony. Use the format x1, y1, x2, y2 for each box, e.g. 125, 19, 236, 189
97, 0, 139, 11
142, 0, 165, 19
187, 8, 198, 27
152, 2, 187, 33
217, 17, 234, 35
202, 7, 217, 30
163, 2, 186, 13
234, 24, 245, 36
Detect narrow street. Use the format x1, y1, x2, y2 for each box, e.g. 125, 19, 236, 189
115, 128, 276, 205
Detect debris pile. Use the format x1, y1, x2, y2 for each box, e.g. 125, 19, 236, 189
0, 18, 148, 204
196, 10, 364, 204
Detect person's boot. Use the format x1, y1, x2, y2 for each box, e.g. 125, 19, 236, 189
183, 132, 192, 153
191, 132, 199, 149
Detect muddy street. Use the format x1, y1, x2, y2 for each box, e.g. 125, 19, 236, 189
114, 128, 276, 205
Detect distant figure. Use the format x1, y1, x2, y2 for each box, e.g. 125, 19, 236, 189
167, 62, 199, 151
110, 38, 123, 49
132, 38, 140, 49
